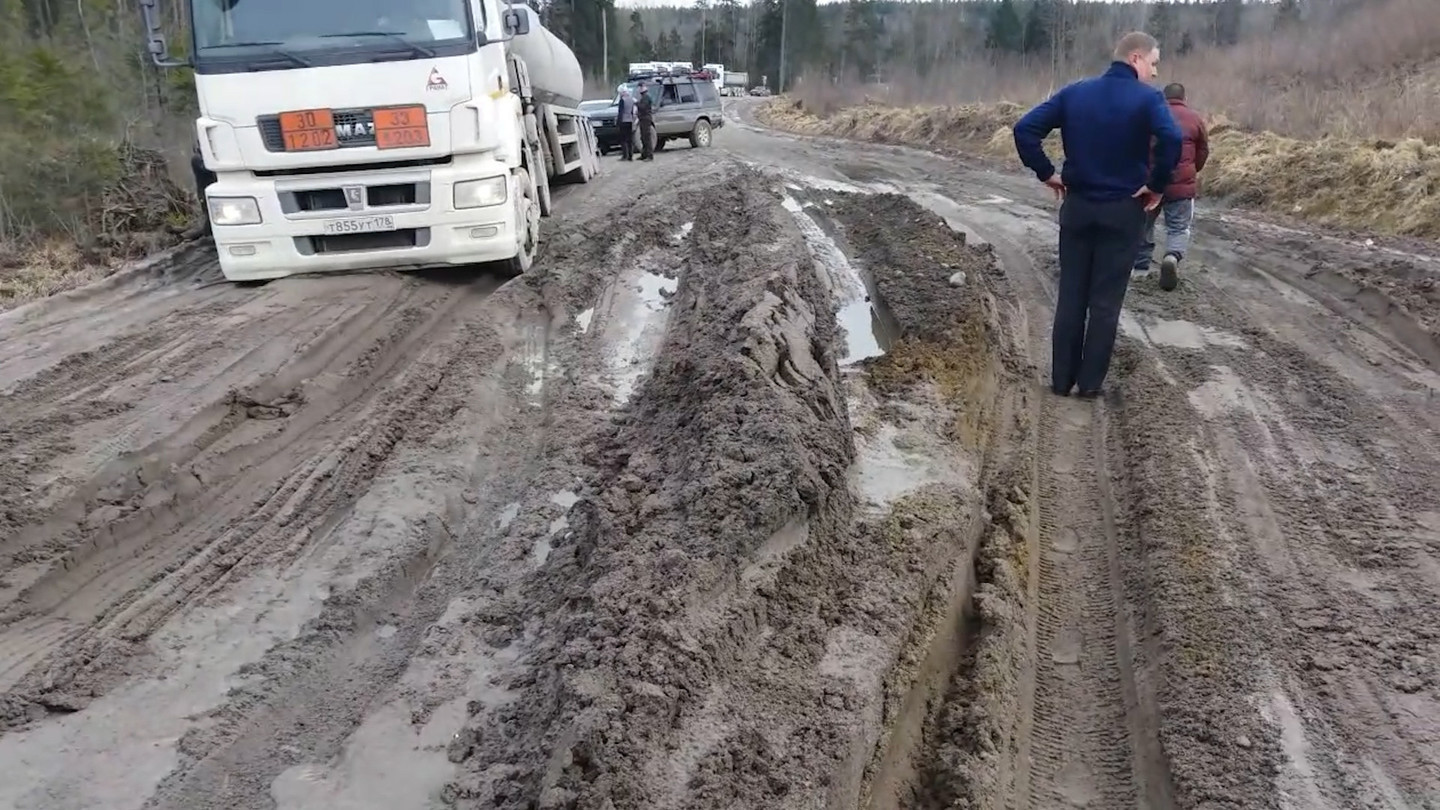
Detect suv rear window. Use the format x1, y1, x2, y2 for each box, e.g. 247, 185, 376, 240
678, 83, 698, 104
697, 82, 718, 103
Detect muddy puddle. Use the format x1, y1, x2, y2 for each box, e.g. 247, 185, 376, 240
778, 191, 892, 365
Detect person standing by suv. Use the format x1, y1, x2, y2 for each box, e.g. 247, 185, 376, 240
1133, 82, 1209, 291
616, 87, 637, 161
635, 81, 656, 161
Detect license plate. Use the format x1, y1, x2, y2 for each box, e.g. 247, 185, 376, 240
321, 215, 396, 235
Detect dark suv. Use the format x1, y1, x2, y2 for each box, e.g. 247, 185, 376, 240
588, 72, 724, 154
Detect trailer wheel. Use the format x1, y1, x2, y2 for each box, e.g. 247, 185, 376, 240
503, 166, 539, 276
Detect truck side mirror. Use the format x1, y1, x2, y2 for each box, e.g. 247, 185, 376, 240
138, 0, 189, 67
502, 8, 530, 37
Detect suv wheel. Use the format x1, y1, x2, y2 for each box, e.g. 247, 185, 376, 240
689, 119, 712, 148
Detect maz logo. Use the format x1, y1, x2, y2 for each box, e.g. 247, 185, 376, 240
335, 120, 376, 139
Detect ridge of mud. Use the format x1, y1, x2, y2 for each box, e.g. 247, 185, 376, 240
444, 167, 867, 808
821, 192, 1035, 810
1104, 341, 1284, 808
1115, 256, 1440, 805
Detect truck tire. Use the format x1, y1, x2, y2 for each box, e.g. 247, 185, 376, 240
689, 119, 713, 148
503, 166, 539, 276
530, 143, 552, 218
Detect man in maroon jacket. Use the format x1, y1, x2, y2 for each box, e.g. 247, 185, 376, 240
1134, 82, 1209, 291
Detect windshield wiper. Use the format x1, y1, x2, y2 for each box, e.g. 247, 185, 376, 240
319, 31, 436, 58
204, 41, 314, 68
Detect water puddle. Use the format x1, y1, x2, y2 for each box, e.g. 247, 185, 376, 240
496, 501, 521, 530
1136, 316, 1248, 351
532, 534, 554, 566
601, 269, 678, 404
779, 193, 887, 365
518, 318, 560, 397
741, 516, 810, 586
850, 423, 970, 510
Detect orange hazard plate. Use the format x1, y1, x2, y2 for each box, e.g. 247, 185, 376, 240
278, 108, 338, 151
373, 105, 431, 150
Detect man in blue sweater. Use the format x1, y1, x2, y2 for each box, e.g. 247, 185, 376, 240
1013, 31, 1183, 398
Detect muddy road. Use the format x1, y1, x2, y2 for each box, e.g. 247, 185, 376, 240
2, 101, 1437, 810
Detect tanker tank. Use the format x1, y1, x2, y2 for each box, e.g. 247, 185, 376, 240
506, 5, 584, 109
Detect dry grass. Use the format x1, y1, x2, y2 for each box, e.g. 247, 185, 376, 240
759, 97, 1440, 239
0, 240, 119, 312
764, 0, 1440, 240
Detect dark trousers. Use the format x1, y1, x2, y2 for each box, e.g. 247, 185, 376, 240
1052, 194, 1147, 394
638, 119, 655, 160
618, 121, 634, 160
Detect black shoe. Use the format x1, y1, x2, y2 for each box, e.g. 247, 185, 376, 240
1076, 388, 1104, 399
1159, 254, 1179, 291
1051, 383, 1073, 397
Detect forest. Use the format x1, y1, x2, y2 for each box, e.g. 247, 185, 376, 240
0, 0, 1423, 251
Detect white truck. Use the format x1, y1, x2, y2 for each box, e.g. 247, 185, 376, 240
140, 0, 601, 282
702, 63, 725, 95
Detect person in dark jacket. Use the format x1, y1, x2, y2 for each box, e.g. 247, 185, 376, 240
1133, 82, 1209, 291
635, 81, 656, 161
616, 87, 637, 161
1013, 31, 1182, 398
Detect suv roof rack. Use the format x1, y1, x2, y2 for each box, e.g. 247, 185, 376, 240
626, 67, 715, 82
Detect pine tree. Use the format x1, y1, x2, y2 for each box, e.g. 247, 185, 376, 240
986, 0, 1024, 53
628, 11, 654, 61
1274, 0, 1302, 30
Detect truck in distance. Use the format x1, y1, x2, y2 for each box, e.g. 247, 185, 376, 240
141, 0, 601, 283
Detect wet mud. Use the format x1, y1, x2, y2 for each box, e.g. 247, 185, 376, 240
2, 101, 1438, 810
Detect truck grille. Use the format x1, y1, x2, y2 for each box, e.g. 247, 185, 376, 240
297, 228, 427, 254
258, 108, 377, 151
278, 180, 430, 215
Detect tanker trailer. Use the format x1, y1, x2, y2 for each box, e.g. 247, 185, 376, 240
140, 0, 601, 281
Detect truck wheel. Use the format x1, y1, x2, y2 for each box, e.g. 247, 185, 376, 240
529, 143, 552, 218
689, 119, 712, 148
504, 166, 540, 276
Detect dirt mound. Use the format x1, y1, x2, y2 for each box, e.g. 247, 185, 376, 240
1204, 129, 1440, 238
759, 98, 1024, 157
446, 168, 865, 808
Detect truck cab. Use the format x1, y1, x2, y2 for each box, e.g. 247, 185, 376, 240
143, 0, 596, 281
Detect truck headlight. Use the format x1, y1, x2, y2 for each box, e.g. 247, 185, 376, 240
454, 177, 508, 209
207, 197, 262, 226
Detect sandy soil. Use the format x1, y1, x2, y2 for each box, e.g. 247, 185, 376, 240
1, 98, 1437, 810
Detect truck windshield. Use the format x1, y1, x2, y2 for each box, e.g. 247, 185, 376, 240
191, 0, 477, 72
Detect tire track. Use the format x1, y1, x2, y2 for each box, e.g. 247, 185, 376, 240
1015, 392, 1138, 809
0, 278, 497, 715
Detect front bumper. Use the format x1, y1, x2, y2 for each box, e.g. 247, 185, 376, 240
206, 160, 517, 282
592, 119, 621, 146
